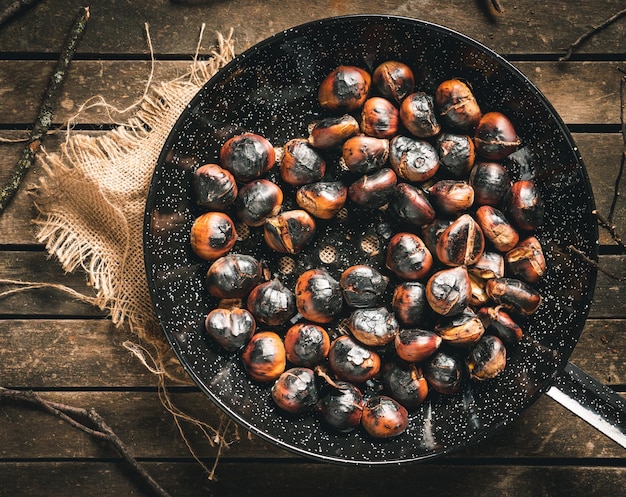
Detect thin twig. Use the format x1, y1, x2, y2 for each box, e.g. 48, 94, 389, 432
560, 7, 626, 61
608, 73, 626, 223
567, 244, 625, 281
0, 0, 43, 28
0, 6, 89, 214
594, 210, 626, 249
0, 386, 173, 497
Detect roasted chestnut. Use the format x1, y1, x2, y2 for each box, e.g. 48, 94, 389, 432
318, 65, 371, 112
296, 181, 347, 220
394, 328, 441, 363
386, 232, 433, 280
295, 269, 343, 324
328, 335, 381, 383
246, 279, 297, 326
271, 367, 319, 414
315, 381, 363, 433
241, 331, 286, 382
505, 235, 546, 283
389, 135, 439, 182
426, 266, 472, 317
469, 250, 505, 280
467, 335, 507, 380
284, 323, 331, 367
435, 79, 482, 131
235, 179, 283, 227
360, 96, 400, 139
361, 395, 409, 438
205, 253, 262, 299
348, 306, 399, 347
192, 163, 237, 211
348, 167, 397, 208
436, 133, 475, 177
423, 349, 463, 395
390, 183, 436, 227
190, 211, 237, 261
308, 114, 360, 149
435, 307, 485, 347
469, 161, 511, 207
485, 277, 542, 316
400, 92, 441, 138
421, 217, 453, 255
468, 273, 490, 307
382, 362, 429, 409
264, 209, 316, 254
391, 281, 428, 326
477, 306, 523, 346
340, 264, 389, 308
506, 180, 545, 231
204, 307, 256, 352
219, 132, 276, 181
474, 112, 520, 160
373, 60, 415, 103
436, 213, 485, 267
280, 138, 326, 186
475, 205, 519, 253
341, 135, 390, 175
428, 180, 474, 216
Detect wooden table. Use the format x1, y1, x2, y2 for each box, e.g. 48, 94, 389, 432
1, 1, 624, 495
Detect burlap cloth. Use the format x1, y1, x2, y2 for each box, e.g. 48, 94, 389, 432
32, 29, 237, 476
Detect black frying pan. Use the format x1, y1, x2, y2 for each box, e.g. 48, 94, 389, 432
143, 15, 625, 463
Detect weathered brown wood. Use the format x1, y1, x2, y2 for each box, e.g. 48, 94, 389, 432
0, 0, 624, 57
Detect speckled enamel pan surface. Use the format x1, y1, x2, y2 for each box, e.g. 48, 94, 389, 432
144, 15, 598, 464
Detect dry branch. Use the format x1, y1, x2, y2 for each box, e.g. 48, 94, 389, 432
0, 0, 43, 28
560, 7, 626, 61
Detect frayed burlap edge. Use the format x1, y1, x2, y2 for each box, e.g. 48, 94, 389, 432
31, 28, 239, 480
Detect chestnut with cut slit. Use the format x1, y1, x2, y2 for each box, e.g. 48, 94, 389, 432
340, 264, 389, 308
386, 232, 433, 280
271, 367, 319, 414
361, 395, 409, 438
205, 253, 262, 299
296, 181, 347, 220
219, 132, 276, 181
246, 279, 297, 326
190, 211, 237, 261
360, 96, 399, 139
372, 60, 414, 104
400, 92, 440, 138
295, 269, 343, 324
235, 179, 283, 227
435, 78, 482, 131
241, 331, 286, 383
192, 163, 237, 211
264, 209, 316, 254
318, 65, 371, 112
474, 112, 520, 160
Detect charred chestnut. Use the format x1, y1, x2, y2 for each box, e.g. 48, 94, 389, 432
506, 180, 545, 231
271, 367, 319, 414
219, 132, 276, 181
426, 266, 472, 317
390, 183, 436, 227
361, 395, 409, 438
205, 254, 262, 299
505, 236, 546, 283
235, 179, 283, 227
435, 79, 482, 131
469, 251, 505, 280
361, 96, 400, 139
340, 264, 389, 308
400, 92, 441, 138
469, 161, 511, 207
423, 350, 463, 395
394, 328, 441, 363
348, 167, 397, 208
436, 133, 476, 178
348, 306, 399, 347
316, 381, 364, 433
308, 114, 360, 149
373, 60, 415, 104
474, 112, 521, 160
296, 181, 347, 220
280, 138, 326, 186
467, 335, 507, 380
386, 232, 433, 280
428, 180, 474, 216
192, 163, 238, 211
284, 323, 331, 367
295, 269, 343, 324
486, 277, 542, 316
435, 307, 485, 347
475, 205, 519, 253
241, 331, 286, 382
204, 307, 256, 352
190, 211, 237, 261
389, 135, 439, 182
264, 209, 316, 254
328, 335, 381, 383
246, 279, 297, 326
477, 306, 523, 346
391, 281, 428, 326
382, 362, 429, 409
436, 213, 485, 267
341, 135, 390, 175
318, 65, 371, 112
421, 217, 453, 255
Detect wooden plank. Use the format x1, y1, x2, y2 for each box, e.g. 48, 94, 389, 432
0, 461, 624, 497
0, 0, 624, 57
0, 60, 622, 126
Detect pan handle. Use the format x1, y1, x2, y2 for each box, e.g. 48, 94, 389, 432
545, 361, 626, 449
